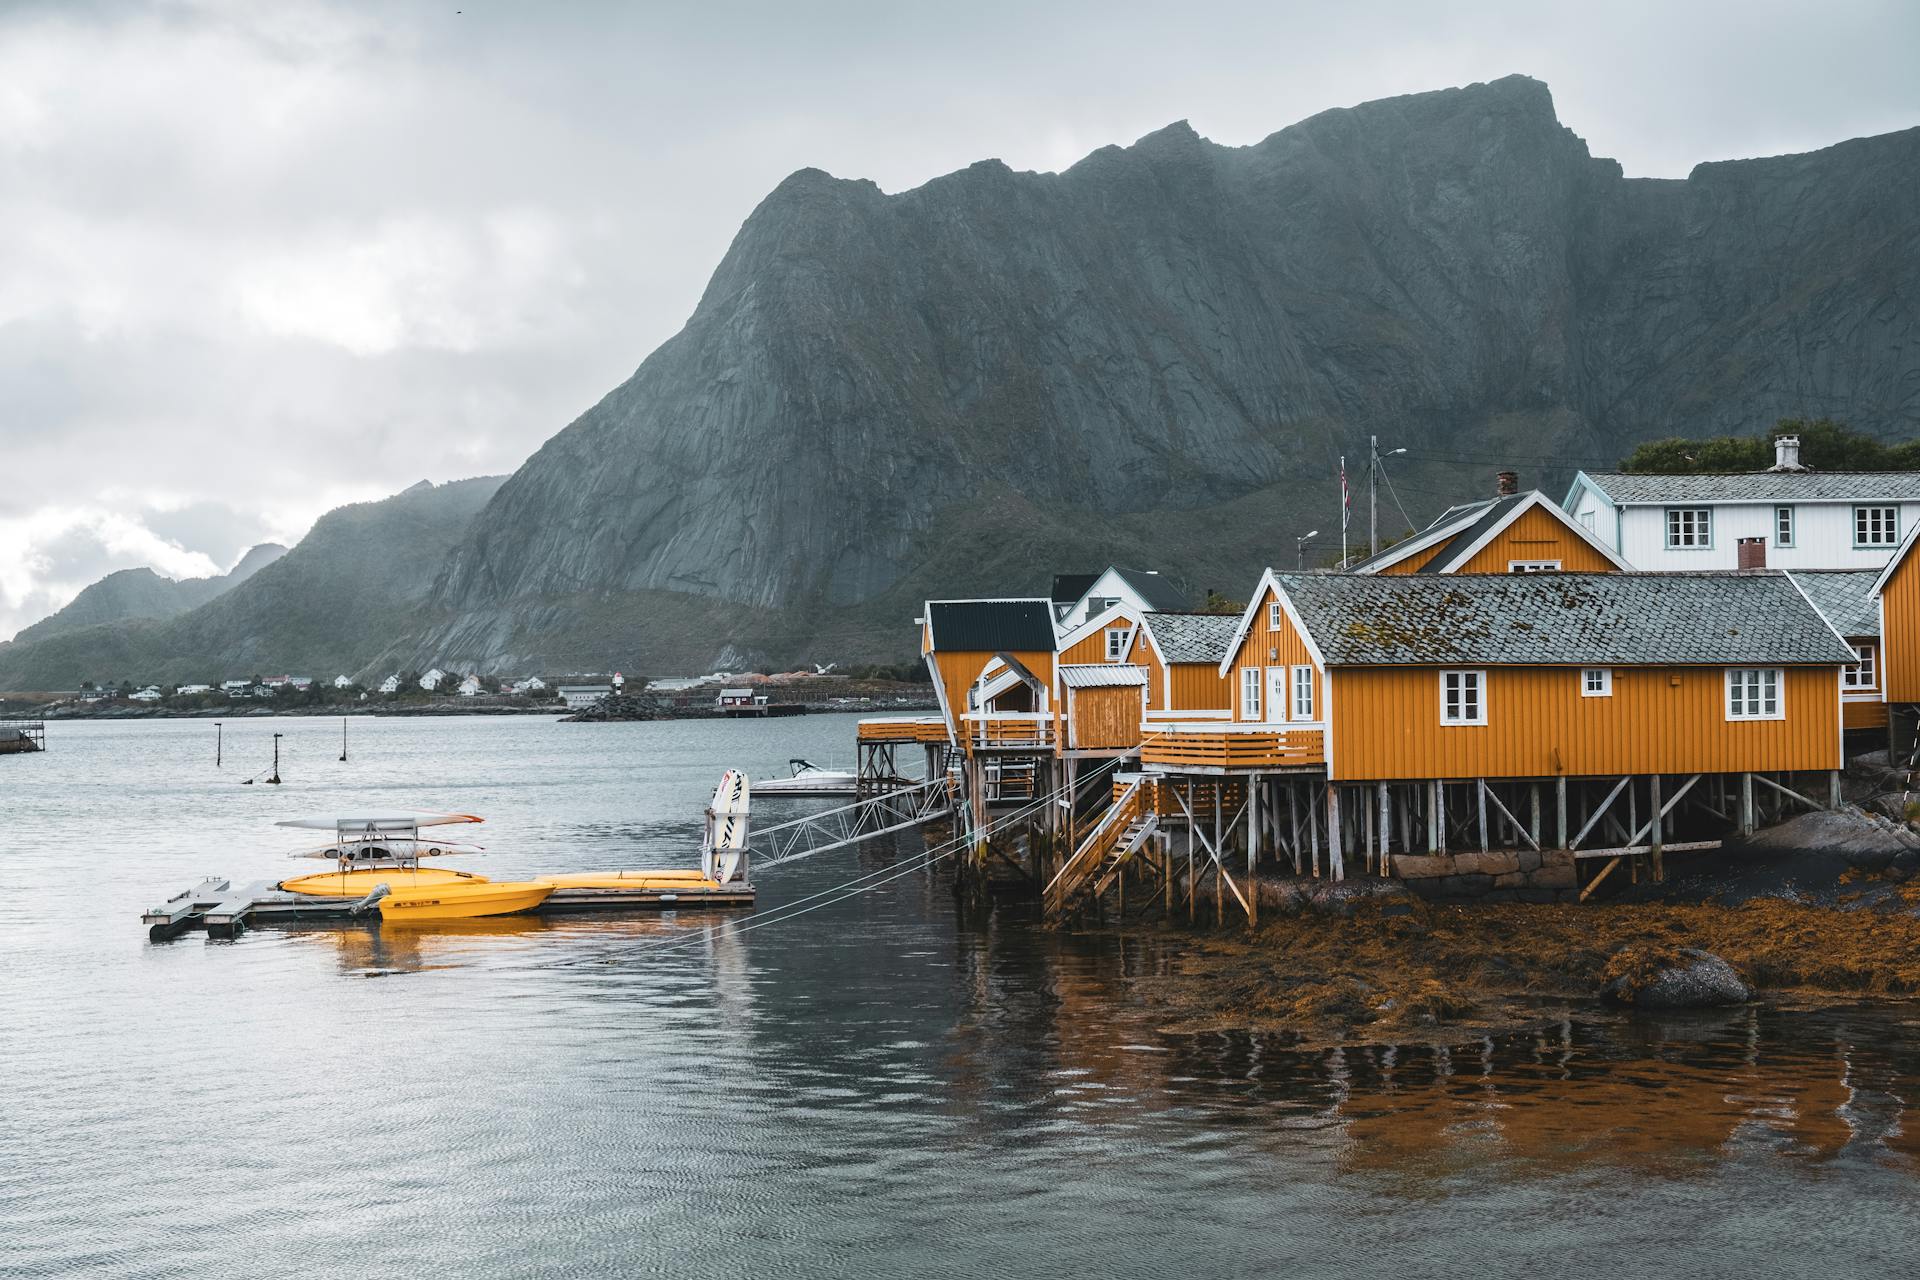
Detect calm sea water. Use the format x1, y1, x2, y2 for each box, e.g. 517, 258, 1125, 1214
3, 714, 1919, 1278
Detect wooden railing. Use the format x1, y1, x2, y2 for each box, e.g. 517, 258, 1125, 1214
1045, 777, 1145, 917
961, 712, 1055, 748
1139, 726, 1324, 771
856, 716, 948, 743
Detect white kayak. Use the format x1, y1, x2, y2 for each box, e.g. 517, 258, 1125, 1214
274, 812, 485, 831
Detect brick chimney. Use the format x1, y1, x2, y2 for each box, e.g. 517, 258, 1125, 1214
1737, 536, 1767, 570
1771, 434, 1805, 471
1495, 470, 1519, 497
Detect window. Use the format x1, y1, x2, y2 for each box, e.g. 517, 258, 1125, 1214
1725, 668, 1783, 720
1775, 505, 1795, 548
1508, 560, 1561, 573
1268, 600, 1282, 630
1581, 668, 1612, 697
1087, 596, 1117, 616
1439, 669, 1486, 725
1666, 508, 1712, 548
1854, 505, 1899, 547
1845, 644, 1877, 690
1580, 510, 1596, 531
1291, 665, 1315, 720
1240, 667, 1263, 720
1265, 667, 1288, 720
1104, 627, 1128, 661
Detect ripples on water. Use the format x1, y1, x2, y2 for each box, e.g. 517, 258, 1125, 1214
3, 715, 1918, 1277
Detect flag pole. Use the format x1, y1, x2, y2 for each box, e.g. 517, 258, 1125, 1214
1339, 454, 1348, 568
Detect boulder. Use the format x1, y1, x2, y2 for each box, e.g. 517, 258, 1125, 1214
1601, 946, 1751, 1009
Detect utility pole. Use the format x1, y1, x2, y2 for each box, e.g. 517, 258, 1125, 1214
1339, 455, 1348, 569
1369, 435, 1379, 559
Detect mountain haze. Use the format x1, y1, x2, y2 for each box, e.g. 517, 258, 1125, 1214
404, 74, 1920, 674
0, 479, 502, 689
10, 542, 287, 646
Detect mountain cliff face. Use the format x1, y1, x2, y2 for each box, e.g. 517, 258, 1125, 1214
0, 479, 502, 689
407, 74, 1920, 674
10, 542, 287, 646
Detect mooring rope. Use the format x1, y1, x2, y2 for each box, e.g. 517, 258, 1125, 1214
614, 740, 1155, 958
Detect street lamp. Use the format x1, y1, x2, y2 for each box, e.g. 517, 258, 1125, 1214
1296, 530, 1320, 569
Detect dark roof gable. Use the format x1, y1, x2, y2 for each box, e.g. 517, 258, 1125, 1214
925, 599, 1057, 652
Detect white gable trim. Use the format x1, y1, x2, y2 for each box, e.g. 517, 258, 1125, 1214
1349, 503, 1491, 575
1215, 570, 1328, 677
1869, 518, 1920, 597
1430, 491, 1633, 573
1056, 601, 1137, 653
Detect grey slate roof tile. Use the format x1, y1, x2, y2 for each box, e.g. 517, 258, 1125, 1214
1582, 471, 1920, 503
1785, 570, 1881, 639
1270, 571, 1855, 667
1142, 612, 1240, 664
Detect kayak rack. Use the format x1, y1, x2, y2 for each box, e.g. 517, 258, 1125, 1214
143, 875, 755, 941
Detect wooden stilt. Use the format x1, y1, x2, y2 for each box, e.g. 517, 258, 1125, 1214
1741, 772, 1755, 834
1649, 773, 1664, 882
1326, 785, 1344, 881
1476, 778, 1489, 852
1555, 776, 1568, 849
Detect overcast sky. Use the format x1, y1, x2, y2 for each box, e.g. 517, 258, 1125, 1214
1, 0, 1915, 640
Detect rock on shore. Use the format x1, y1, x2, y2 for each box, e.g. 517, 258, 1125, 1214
1601, 946, 1751, 1009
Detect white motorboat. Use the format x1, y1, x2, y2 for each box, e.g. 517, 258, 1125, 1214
753, 758, 858, 797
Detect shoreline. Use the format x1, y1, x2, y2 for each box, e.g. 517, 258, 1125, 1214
1128, 873, 1920, 1050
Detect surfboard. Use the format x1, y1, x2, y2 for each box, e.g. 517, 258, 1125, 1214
286, 838, 487, 860
703, 770, 751, 883
274, 812, 485, 831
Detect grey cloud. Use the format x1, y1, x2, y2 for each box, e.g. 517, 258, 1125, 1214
1, 0, 1916, 635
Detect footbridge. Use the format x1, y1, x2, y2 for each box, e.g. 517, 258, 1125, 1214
749, 776, 954, 868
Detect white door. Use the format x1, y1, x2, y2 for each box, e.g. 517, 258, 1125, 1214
1266, 667, 1288, 722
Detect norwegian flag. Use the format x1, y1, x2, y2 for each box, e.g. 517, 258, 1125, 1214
1339, 456, 1351, 529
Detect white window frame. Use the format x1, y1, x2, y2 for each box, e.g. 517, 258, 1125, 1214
1774, 505, 1795, 548
1240, 666, 1263, 721
1265, 666, 1288, 721
1508, 560, 1561, 573
1439, 669, 1486, 726
1581, 668, 1612, 698
1724, 667, 1783, 721
1665, 507, 1713, 549
1854, 505, 1899, 548
1267, 600, 1282, 630
1104, 627, 1128, 662
1291, 665, 1315, 721
1844, 644, 1877, 691
1580, 510, 1596, 531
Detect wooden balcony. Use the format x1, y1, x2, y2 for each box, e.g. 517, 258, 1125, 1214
857, 716, 949, 743
1139, 725, 1324, 772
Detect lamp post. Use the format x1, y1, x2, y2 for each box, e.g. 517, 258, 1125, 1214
1296, 530, 1320, 570
1369, 436, 1408, 557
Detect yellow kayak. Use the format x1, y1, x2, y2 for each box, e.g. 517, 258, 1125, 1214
377, 880, 553, 922
537, 870, 724, 891
280, 866, 490, 898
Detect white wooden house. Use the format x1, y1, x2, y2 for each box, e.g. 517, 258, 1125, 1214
1566, 437, 1920, 572
1050, 567, 1189, 630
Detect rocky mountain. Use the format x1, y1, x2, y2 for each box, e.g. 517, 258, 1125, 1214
10, 542, 287, 646
397, 74, 1920, 675
0, 478, 503, 689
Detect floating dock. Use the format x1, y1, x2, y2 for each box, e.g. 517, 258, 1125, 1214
0, 717, 45, 754
144, 876, 755, 940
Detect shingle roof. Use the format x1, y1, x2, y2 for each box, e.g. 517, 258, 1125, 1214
1049, 573, 1099, 605
1110, 568, 1190, 612
1142, 612, 1240, 664
1786, 570, 1881, 639
1581, 471, 1920, 503
1059, 664, 1149, 688
1270, 571, 1854, 667
925, 599, 1056, 652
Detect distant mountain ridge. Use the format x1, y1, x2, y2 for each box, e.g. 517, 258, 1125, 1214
6, 75, 1919, 685
0, 478, 503, 689
398, 74, 1920, 674
10, 542, 287, 646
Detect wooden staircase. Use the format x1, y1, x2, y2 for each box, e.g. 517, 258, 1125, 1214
1043, 778, 1158, 920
